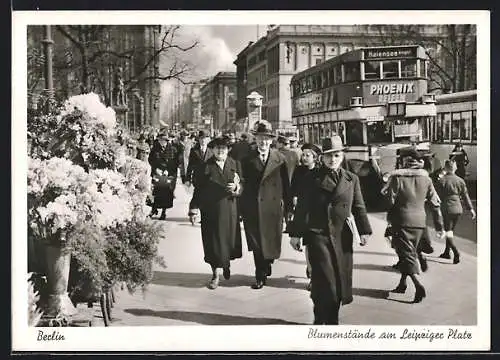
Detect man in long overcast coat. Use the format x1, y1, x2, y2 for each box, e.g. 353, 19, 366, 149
240, 120, 292, 289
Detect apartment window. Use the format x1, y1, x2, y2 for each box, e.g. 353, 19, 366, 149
419, 59, 426, 78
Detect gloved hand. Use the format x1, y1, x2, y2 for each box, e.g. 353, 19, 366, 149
289, 237, 302, 252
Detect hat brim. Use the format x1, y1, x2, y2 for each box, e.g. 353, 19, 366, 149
252, 131, 276, 138
322, 147, 346, 154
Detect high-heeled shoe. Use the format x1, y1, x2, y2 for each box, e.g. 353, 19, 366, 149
391, 284, 407, 293
413, 286, 426, 303
208, 275, 220, 290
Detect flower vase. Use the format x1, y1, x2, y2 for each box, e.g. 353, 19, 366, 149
43, 242, 77, 318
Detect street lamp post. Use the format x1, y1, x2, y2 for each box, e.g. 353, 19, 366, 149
41, 25, 54, 110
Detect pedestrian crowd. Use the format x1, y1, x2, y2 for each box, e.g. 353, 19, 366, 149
122, 121, 475, 325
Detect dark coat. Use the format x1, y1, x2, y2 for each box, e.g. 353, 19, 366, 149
229, 139, 252, 161
186, 143, 214, 185
148, 141, 184, 209
240, 149, 292, 259
288, 166, 372, 305
437, 173, 474, 215
450, 149, 469, 179
189, 156, 243, 268
279, 148, 300, 183
290, 164, 316, 199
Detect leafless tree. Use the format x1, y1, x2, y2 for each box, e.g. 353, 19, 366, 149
29, 25, 198, 106
356, 25, 476, 92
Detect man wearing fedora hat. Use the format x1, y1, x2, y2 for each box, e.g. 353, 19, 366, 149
240, 120, 292, 289
288, 134, 372, 325
185, 130, 213, 188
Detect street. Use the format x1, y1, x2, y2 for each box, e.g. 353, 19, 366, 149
101, 178, 477, 326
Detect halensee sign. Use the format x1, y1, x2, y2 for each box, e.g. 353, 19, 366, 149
365, 47, 416, 59
369, 82, 415, 103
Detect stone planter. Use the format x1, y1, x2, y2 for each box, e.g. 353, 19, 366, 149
43, 242, 77, 318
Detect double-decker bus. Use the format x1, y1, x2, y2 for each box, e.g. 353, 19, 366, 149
290, 45, 436, 207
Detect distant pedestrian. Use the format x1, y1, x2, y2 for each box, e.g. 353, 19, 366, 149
185, 131, 213, 187
437, 159, 476, 264
240, 120, 292, 289
148, 130, 185, 220
382, 148, 443, 303
449, 142, 469, 179
189, 136, 243, 289
288, 135, 372, 325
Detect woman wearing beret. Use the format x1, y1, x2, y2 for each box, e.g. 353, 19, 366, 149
382, 148, 444, 303
289, 142, 322, 290
188, 136, 243, 289
288, 135, 372, 325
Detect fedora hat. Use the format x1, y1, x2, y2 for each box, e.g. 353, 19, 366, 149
209, 135, 231, 148
321, 135, 345, 154
251, 120, 275, 137
301, 142, 321, 156
198, 130, 211, 139
157, 129, 169, 139
277, 135, 290, 145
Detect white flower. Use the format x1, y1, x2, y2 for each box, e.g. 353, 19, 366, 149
61, 93, 117, 132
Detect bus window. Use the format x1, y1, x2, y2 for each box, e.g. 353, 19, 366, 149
328, 67, 334, 86
451, 112, 461, 141
472, 110, 477, 142
367, 120, 392, 144
337, 122, 346, 143
420, 117, 430, 141
401, 59, 417, 78
364, 61, 380, 80
321, 71, 327, 88
345, 120, 364, 146
344, 62, 360, 82
382, 60, 399, 79
434, 113, 443, 142
443, 113, 451, 142
334, 66, 342, 84
461, 111, 472, 142
419, 59, 426, 78
301, 78, 307, 94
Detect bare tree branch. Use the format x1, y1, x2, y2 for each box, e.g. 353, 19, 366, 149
55, 25, 84, 52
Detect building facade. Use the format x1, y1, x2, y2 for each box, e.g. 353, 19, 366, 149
27, 25, 162, 133
200, 72, 237, 132
233, 25, 476, 132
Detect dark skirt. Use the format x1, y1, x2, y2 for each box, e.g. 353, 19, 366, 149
153, 176, 176, 209
393, 227, 424, 275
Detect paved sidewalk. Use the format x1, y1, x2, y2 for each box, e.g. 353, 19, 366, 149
105, 180, 477, 326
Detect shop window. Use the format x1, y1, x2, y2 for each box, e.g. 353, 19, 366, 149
364, 61, 380, 80
382, 60, 399, 79
401, 59, 417, 78
344, 62, 360, 82
345, 120, 364, 146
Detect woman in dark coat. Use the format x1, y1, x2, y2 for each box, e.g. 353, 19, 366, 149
148, 131, 184, 220
288, 135, 372, 325
289, 142, 322, 289
437, 159, 476, 264
189, 136, 243, 289
382, 148, 444, 303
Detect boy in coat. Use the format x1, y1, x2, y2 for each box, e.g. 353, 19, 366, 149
289, 135, 372, 325
240, 120, 292, 289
